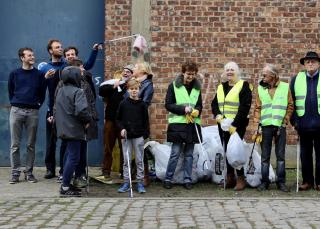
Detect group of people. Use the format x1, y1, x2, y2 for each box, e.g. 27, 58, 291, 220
164, 51, 320, 193
8, 43, 320, 196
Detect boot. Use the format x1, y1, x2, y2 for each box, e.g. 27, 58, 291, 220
234, 175, 246, 191
276, 182, 290, 192
225, 173, 236, 188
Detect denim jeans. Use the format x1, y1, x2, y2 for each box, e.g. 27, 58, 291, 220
62, 140, 81, 187
9, 106, 39, 176
165, 142, 194, 183
74, 140, 87, 178
121, 137, 144, 182
260, 125, 286, 184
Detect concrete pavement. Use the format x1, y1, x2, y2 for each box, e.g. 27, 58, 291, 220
1, 167, 320, 228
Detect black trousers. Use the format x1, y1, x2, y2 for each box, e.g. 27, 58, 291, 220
299, 130, 320, 186
45, 111, 57, 173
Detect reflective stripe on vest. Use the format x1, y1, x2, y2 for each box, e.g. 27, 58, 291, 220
217, 80, 244, 119
294, 71, 320, 116
258, 81, 289, 127
168, 81, 201, 124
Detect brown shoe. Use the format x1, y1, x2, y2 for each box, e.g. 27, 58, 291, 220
225, 174, 236, 188
299, 183, 313, 191
234, 176, 246, 191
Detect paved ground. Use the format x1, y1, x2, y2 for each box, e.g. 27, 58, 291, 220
1, 166, 320, 228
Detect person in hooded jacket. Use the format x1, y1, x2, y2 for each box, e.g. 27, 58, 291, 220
54, 66, 91, 197
211, 61, 252, 191
163, 61, 202, 190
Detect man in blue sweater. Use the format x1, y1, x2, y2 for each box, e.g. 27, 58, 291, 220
39, 39, 101, 179
8, 47, 50, 184
290, 51, 320, 191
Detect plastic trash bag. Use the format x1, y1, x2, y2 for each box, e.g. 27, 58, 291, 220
145, 141, 199, 184
220, 118, 233, 131
243, 142, 276, 187
226, 132, 246, 170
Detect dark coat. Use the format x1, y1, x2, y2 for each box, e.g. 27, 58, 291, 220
54, 67, 92, 140
54, 71, 98, 140
165, 74, 203, 143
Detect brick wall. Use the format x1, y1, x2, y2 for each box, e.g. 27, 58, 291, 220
105, 0, 320, 144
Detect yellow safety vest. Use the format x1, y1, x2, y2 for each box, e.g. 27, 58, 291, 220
168, 81, 201, 124
258, 81, 289, 127
217, 80, 244, 119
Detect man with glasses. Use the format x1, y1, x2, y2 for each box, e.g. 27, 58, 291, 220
253, 64, 293, 192
291, 51, 320, 191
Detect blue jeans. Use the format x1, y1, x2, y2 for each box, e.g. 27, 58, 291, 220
261, 126, 286, 184
10, 106, 39, 176
165, 143, 194, 183
75, 140, 87, 178
62, 140, 81, 187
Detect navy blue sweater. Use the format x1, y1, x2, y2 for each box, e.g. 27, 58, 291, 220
8, 68, 46, 109
290, 71, 320, 131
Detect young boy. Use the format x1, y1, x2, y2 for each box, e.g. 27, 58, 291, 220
54, 66, 91, 197
116, 77, 149, 194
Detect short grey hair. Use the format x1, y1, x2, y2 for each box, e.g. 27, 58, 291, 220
263, 63, 279, 77
224, 61, 241, 79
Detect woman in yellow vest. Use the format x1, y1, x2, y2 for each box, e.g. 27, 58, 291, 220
211, 61, 252, 191
163, 61, 202, 190
253, 64, 293, 192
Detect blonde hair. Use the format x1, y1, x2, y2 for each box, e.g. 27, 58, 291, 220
113, 70, 123, 80
135, 62, 153, 76
127, 77, 141, 88
224, 61, 240, 76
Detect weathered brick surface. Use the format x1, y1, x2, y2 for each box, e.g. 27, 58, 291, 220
106, 0, 320, 144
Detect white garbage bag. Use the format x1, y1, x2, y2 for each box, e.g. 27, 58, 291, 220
226, 133, 246, 170
220, 118, 233, 131
146, 141, 199, 184
195, 126, 225, 184
243, 142, 276, 187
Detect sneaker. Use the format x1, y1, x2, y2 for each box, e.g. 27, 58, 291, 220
184, 182, 192, 190
163, 180, 172, 189
137, 182, 146, 194
73, 176, 87, 188
56, 175, 63, 183
9, 175, 19, 184
103, 174, 113, 182
276, 183, 290, 192
69, 184, 82, 192
118, 182, 130, 193
60, 186, 81, 197
25, 174, 38, 183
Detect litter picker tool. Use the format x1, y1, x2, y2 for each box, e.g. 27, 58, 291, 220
247, 124, 261, 175
125, 134, 134, 198
194, 122, 210, 171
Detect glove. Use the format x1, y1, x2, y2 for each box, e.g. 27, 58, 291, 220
229, 125, 237, 135
186, 114, 194, 124
252, 134, 262, 144
191, 109, 199, 118
215, 114, 223, 124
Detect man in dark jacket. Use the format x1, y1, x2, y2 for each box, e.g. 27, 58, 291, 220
99, 65, 133, 180
54, 66, 91, 197
290, 51, 320, 191
163, 61, 202, 190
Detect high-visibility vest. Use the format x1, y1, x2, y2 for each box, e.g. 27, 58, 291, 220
217, 80, 244, 119
258, 81, 289, 127
294, 71, 320, 116
168, 81, 201, 124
